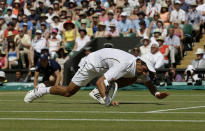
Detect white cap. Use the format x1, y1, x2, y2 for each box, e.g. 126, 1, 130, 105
195, 48, 204, 55
175, 0, 181, 4
138, 55, 156, 73
121, 12, 127, 16
7, 6, 13, 10
36, 29, 42, 34
0, 71, 5, 78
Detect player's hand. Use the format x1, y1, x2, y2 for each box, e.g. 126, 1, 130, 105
156, 92, 169, 99
111, 101, 120, 106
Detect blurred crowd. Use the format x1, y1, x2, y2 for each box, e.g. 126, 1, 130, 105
0, 0, 204, 84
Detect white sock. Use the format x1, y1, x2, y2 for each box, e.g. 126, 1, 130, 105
39, 87, 51, 95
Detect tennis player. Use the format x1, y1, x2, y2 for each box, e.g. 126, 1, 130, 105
24, 48, 169, 106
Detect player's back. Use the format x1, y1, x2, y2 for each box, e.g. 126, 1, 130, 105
86, 48, 136, 68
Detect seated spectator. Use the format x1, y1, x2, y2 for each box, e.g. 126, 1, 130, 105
133, 11, 149, 31
31, 30, 47, 66
63, 20, 76, 52
36, 0, 48, 15
15, 70, 24, 82
78, 19, 93, 37
191, 48, 205, 68
165, 68, 183, 84
140, 36, 151, 55
150, 28, 161, 45
3, 22, 18, 39
56, 47, 69, 85
36, 14, 50, 30
99, 8, 108, 23
165, 28, 180, 67
149, 13, 160, 33
22, 23, 32, 38
75, 11, 90, 28
105, 10, 118, 31
129, 6, 139, 21
115, 6, 123, 21
173, 20, 184, 56
141, 43, 164, 69
138, 0, 147, 13
19, 15, 33, 31
170, 1, 186, 24
186, 2, 202, 42
53, 1, 61, 15
105, 23, 120, 37
155, 20, 167, 38
46, 6, 55, 24
157, 36, 169, 65
5, 40, 19, 69
11, 15, 19, 30
47, 29, 61, 59
104, 0, 116, 11
28, 8, 39, 21
73, 27, 90, 52
0, 50, 6, 69
95, 22, 106, 38
146, 0, 161, 18
117, 12, 132, 36
34, 54, 61, 88
91, 14, 99, 35
122, 0, 134, 15
14, 28, 32, 68
160, 3, 170, 27
40, 22, 50, 40
180, 0, 190, 12
4, 7, 14, 24
50, 15, 63, 34
133, 47, 141, 57
136, 20, 150, 37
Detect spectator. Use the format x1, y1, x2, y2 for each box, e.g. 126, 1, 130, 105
19, 15, 33, 31
117, 12, 132, 36
191, 48, 205, 68
146, 0, 161, 18
56, 47, 69, 85
138, 0, 147, 13
13, 0, 21, 16
95, 22, 106, 38
187, 2, 202, 42
91, 14, 99, 35
36, 14, 50, 30
140, 36, 151, 56
173, 20, 184, 56
104, 0, 116, 11
165, 68, 183, 83
47, 29, 61, 59
46, 6, 55, 24
22, 23, 32, 38
28, 8, 39, 21
105, 23, 120, 37
36, 0, 48, 15
165, 0, 174, 12
115, 6, 123, 21
122, 0, 134, 15
40, 22, 50, 40
75, 11, 90, 28
15, 70, 24, 82
73, 5, 82, 21
14, 28, 32, 68
63, 20, 76, 52
0, 50, 7, 69
150, 43, 164, 69
99, 8, 108, 23
0, 17, 7, 32
53, 1, 60, 15
155, 20, 167, 38
180, 0, 190, 12
160, 3, 170, 27
31, 30, 47, 66
78, 19, 93, 37
24, 3, 32, 16
4, 7, 14, 24
157, 36, 169, 65
0, 71, 6, 85
34, 54, 61, 88
133, 11, 149, 31
165, 28, 180, 67
73, 27, 90, 52
129, 6, 139, 21
150, 28, 161, 45
170, 1, 186, 24
133, 47, 141, 57
50, 15, 62, 34
3, 22, 18, 39
5, 40, 19, 69
149, 13, 160, 33
105, 10, 118, 31
136, 20, 150, 38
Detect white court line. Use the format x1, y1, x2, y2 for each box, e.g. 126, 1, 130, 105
0, 110, 205, 114
1, 100, 205, 103
147, 106, 205, 113
0, 118, 205, 122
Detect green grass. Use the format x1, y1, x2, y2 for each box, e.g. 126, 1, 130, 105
0, 90, 205, 131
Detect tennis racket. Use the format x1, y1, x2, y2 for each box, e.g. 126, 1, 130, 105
104, 80, 118, 106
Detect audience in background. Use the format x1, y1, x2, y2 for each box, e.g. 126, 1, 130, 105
15, 70, 24, 82
140, 36, 151, 56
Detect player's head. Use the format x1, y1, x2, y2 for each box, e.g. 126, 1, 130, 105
40, 54, 49, 68
135, 59, 149, 75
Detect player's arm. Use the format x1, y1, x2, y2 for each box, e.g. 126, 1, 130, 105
54, 70, 61, 86
33, 71, 39, 88
96, 75, 106, 98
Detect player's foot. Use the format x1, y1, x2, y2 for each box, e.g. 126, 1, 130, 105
24, 83, 46, 103
89, 88, 105, 104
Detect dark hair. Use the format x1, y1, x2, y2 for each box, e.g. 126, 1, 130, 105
139, 20, 146, 26
8, 40, 16, 50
